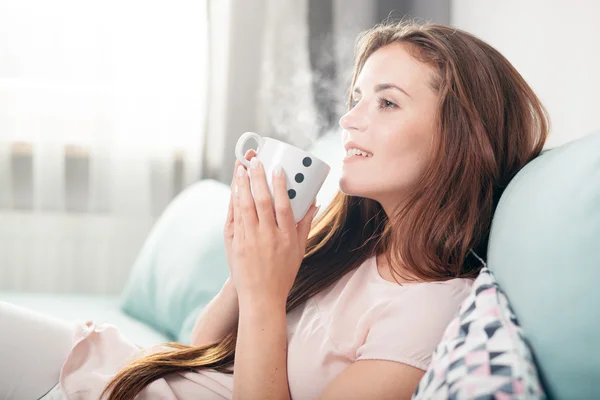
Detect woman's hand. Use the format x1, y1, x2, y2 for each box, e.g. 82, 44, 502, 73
190, 166, 256, 348
230, 157, 319, 306
224, 149, 256, 281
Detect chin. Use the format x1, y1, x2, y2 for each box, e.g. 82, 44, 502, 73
338, 176, 370, 198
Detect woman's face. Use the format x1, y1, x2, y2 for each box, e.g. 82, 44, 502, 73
339, 42, 439, 215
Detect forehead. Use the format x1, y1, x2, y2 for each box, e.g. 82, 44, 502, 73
356, 42, 435, 94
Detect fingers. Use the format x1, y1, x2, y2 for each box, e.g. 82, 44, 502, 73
232, 174, 245, 242
271, 166, 296, 233
230, 150, 256, 189
297, 202, 319, 244
227, 150, 256, 226
236, 164, 258, 232
247, 157, 277, 228
226, 183, 236, 227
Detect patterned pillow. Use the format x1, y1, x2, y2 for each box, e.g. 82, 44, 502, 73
412, 267, 546, 399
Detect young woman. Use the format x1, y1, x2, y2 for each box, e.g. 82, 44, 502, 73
0, 20, 549, 399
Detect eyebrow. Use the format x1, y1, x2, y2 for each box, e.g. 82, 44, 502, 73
353, 83, 411, 99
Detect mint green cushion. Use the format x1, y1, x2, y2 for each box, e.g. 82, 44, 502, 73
488, 130, 600, 399
120, 179, 231, 342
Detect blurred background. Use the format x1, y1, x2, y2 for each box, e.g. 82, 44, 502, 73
0, 0, 598, 295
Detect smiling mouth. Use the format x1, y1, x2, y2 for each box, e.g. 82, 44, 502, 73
343, 154, 373, 163
345, 148, 373, 159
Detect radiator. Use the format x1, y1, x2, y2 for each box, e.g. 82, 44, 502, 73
0, 142, 197, 294
0, 212, 155, 295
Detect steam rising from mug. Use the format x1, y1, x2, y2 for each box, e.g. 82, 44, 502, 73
235, 132, 331, 223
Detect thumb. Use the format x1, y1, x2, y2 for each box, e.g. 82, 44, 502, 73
297, 204, 320, 244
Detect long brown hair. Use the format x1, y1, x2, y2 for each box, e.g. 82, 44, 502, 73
102, 20, 549, 399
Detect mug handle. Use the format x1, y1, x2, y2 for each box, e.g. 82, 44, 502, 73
235, 132, 265, 168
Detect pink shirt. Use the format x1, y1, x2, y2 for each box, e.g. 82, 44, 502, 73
57, 255, 473, 399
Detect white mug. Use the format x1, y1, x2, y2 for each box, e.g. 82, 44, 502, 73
235, 132, 331, 223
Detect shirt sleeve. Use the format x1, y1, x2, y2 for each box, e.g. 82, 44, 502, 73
355, 282, 470, 371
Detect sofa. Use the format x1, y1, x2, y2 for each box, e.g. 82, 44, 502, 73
0, 132, 345, 347
1, 129, 598, 398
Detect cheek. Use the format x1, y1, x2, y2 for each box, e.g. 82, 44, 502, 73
382, 153, 428, 187
377, 130, 433, 185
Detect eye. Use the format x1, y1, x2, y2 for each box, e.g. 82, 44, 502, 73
349, 97, 359, 109
378, 97, 397, 109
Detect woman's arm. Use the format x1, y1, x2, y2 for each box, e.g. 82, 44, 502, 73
233, 296, 290, 400
319, 360, 424, 400
190, 277, 239, 347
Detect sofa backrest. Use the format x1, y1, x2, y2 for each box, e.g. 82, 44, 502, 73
487, 130, 600, 399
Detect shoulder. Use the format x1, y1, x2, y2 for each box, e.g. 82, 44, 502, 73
379, 277, 473, 319
383, 278, 473, 341
356, 278, 473, 369
405, 278, 473, 305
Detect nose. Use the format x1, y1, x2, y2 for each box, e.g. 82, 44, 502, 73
339, 103, 367, 132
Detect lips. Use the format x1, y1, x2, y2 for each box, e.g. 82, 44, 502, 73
345, 148, 373, 157
344, 141, 373, 155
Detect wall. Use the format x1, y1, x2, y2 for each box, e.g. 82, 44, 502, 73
452, 0, 600, 149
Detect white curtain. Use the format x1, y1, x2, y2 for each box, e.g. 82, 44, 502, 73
203, 0, 369, 183
202, 0, 322, 183
0, 0, 208, 293
0, 0, 380, 294
255, 0, 319, 150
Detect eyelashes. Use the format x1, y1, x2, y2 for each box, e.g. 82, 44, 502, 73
377, 97, 397, 110
348, 97, 398, 110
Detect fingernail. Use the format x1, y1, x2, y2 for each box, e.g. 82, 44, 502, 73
237, 165, 246, 177
273, 165, 283, 177
250, 157, 260, 169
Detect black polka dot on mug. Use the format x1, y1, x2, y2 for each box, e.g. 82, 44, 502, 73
288, 189, 297, 199
302, 157, 312, 167
295, 173, 304, 183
